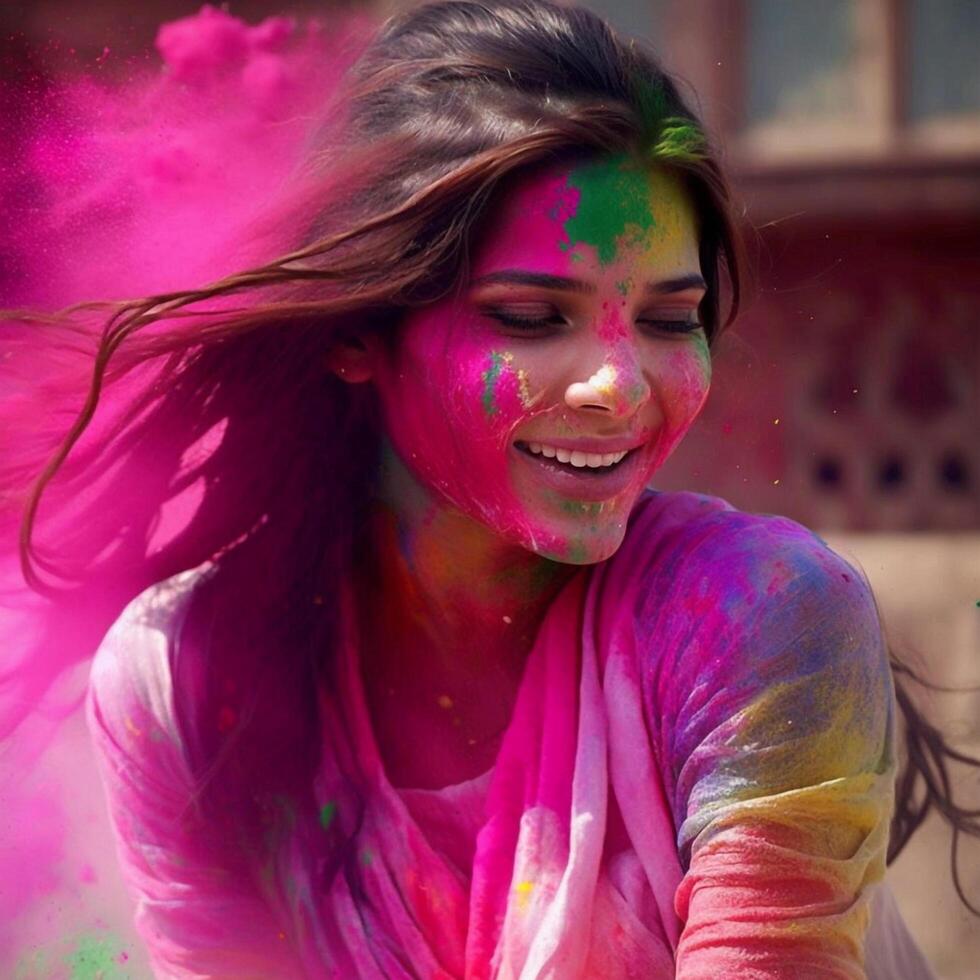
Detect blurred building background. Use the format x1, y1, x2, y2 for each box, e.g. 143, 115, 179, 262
636, 0, 979, 536
627, 7, 980, 977
1, 1, 977, 977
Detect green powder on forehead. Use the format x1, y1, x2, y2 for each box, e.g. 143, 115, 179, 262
563, 161, 701, 274
561, 156, 657, 266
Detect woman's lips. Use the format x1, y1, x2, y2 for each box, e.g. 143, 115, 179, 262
511, 439, 648, 500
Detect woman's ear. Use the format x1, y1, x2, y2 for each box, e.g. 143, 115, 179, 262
325, 331, 379, 384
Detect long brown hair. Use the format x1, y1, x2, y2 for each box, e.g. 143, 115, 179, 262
2, 0, 976, 912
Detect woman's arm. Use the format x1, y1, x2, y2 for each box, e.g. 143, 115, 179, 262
641, 511, 894, 979
87, 570, 306, 979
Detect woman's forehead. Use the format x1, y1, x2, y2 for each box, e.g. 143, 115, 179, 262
472, 156, 699, 277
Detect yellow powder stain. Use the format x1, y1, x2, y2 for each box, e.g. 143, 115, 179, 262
514, 880, 535, 911
588, 363, 618, 395
124, 716, 142, 738
437, 694, 454, 709
516, 368, 534, 408
499, 353, 544, 410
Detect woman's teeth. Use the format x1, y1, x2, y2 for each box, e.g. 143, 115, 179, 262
525, 442, 628, 469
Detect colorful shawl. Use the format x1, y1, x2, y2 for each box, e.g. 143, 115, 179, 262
88, 491, 929, 978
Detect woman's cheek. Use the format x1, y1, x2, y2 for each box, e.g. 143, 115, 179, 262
472, 348, 537, 427
650, 342, 712, 464
422, 345, 536, 507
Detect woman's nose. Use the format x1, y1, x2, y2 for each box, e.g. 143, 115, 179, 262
564, 359, 651, 418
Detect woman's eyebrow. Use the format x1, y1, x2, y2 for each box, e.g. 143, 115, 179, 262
471, 270, 593, 293
470, 270, 707, 295
645, 274, 707, 295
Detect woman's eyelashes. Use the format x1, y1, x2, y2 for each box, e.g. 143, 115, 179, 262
480, 305, 566, 335
480, 305, 703, 337
637, 312, 703, 335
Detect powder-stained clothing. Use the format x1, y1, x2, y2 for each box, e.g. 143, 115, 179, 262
87, 491, 935, 978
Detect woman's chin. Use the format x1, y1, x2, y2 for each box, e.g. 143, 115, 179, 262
514, 518, 630, 566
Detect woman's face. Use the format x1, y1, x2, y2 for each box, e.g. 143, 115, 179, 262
370, 155, 711, 564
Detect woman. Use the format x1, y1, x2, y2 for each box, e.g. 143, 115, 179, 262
2, 1, 963, 976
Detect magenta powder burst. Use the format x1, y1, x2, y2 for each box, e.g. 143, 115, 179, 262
5, 5, 367, 309
0, 7, 367, 973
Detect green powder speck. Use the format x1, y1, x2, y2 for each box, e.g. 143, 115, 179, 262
481, 352, 507, 416
319, 800, 337, 830
558, 499, 605, 519
65, 932, 129, 980
651, 119, 706, 160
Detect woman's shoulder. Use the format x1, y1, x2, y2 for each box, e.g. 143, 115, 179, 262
624, 487, 834, 550
88, 560, 219, 736
619, 492, 892, 777
619, 488, 866, 601
611, 490, 883, 668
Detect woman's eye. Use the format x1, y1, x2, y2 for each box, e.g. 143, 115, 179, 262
637, 313, 703, 335
482, 307, 566, 333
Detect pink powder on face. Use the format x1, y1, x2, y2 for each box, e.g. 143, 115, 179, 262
482, 170, 582, 270
372, 160, 710, 564
597, 307, 631, 343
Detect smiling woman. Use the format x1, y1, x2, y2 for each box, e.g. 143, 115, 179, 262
0, 1, 952, 977
343, 158, 711, 572
332, 156, 713, 792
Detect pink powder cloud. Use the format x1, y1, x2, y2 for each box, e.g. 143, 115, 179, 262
0, 5, 370, 970
6, 4, 366, 309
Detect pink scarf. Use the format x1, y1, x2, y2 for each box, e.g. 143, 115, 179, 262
90, 492, 914, 977
306, 565, 678, 977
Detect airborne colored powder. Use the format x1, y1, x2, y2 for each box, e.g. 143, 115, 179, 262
2, 4, 367, 309
0, 6, 368, 975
